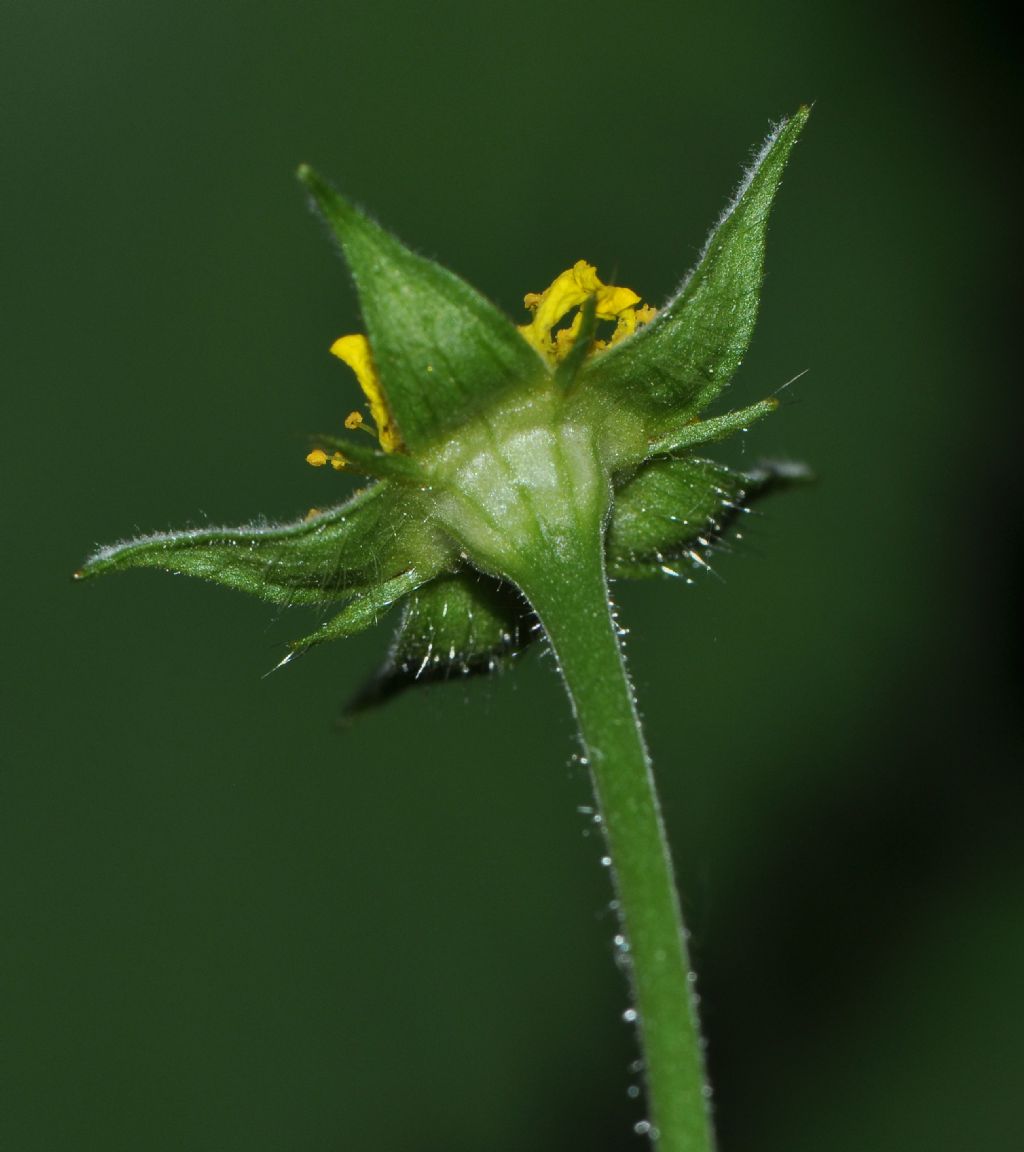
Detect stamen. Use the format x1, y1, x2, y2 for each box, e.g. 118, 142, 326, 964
344, 409, 382, 441
305, 447, 347, 471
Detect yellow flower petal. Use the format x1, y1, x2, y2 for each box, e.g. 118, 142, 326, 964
518, 260, 653, 364
330, 334, 402, 453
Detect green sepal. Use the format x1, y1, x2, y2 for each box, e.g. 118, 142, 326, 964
607, 456, 808, 579
299, 166, 543, 451
647, 397, 778, 457
581, 107, 809, 432
76, 482, 452, 606
348, 571, 535, 711
554, 295, 598, 391
282, 565, 438, 660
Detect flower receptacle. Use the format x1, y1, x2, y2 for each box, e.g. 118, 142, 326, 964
426, 385, 611, 587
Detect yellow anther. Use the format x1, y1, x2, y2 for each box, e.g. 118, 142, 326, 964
518, 260, 655, 364
330, 334, 402, 453
344, 410, 364, 431
306, 447, 347, 471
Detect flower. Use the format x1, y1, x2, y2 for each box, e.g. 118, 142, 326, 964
77, 108, 810, 704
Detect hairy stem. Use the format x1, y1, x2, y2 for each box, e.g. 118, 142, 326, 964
518, 541, 714, 1152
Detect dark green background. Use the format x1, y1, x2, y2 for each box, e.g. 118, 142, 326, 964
4, 2, 1019, 1149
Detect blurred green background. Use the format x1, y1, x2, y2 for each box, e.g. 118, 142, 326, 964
3, 2, 1019, 1149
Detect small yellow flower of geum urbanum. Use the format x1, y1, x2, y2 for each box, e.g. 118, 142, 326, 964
77, 109, 810, 1152
76, 100, 809, 765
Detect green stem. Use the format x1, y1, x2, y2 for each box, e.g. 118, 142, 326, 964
519, 542, 715, 1152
